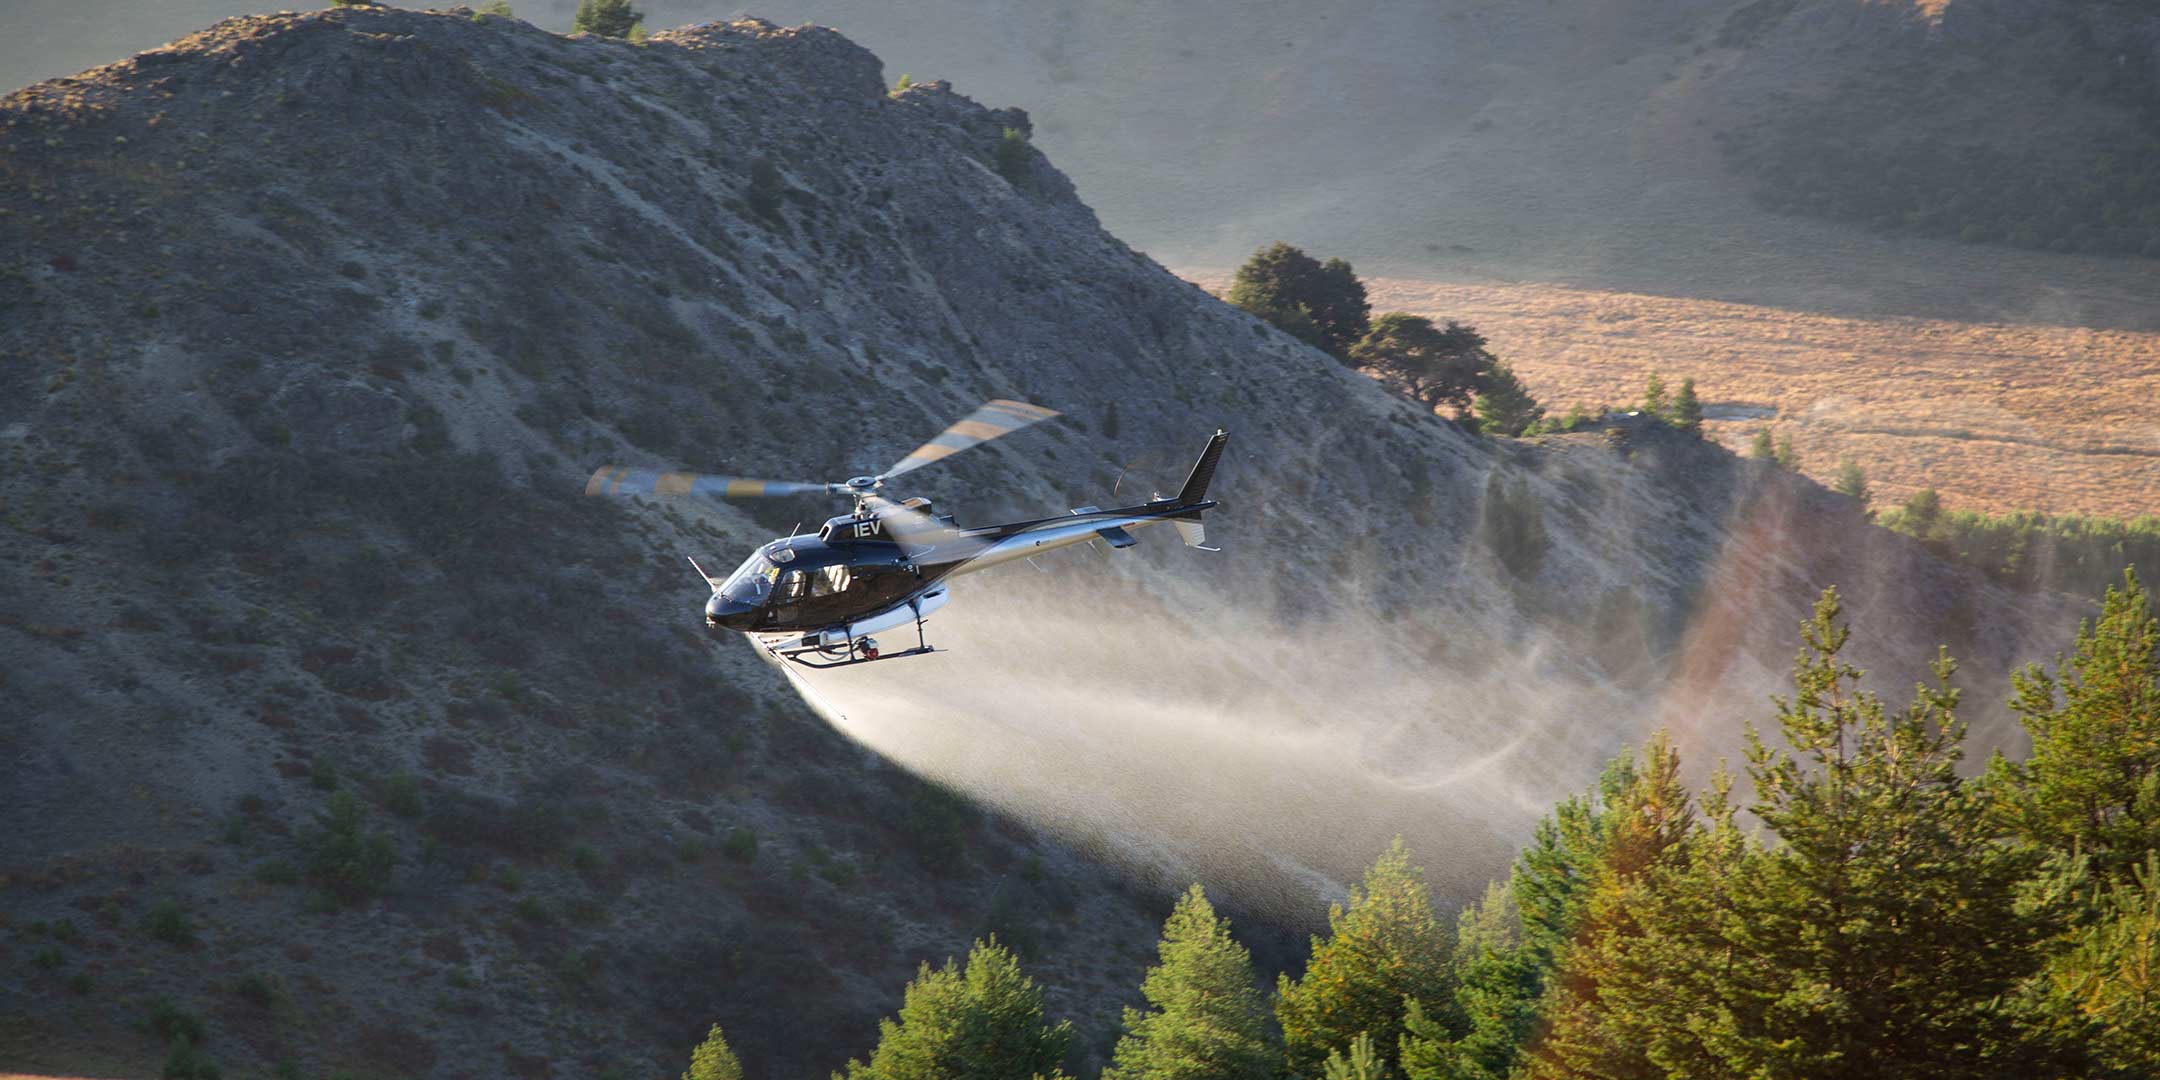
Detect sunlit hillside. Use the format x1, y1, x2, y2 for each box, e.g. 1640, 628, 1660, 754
1190, 272, 2160, 519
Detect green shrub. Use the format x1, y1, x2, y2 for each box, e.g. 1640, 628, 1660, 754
383, 774, 423, 819
235, 974, 274, 1007
747, 156, 784, 221
33, 946, 62, 970
68, 971, 94, 994
145, 902, 197, 948
309, 756, 338, 792
722, 827, 757, 864
569, 844, 602, 873
903, 783, 975, 868
305, 792, 396, 904
995, 127, 1032, 188
146, 997, 206, 1045
162, 1039, 221, 1080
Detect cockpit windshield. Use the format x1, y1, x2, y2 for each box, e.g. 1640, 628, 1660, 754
718, 551, 780, 603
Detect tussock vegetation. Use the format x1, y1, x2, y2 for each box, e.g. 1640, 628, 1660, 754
1351, 277, 2160, 520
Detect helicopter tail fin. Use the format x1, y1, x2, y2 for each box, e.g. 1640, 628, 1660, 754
1172, 429, 1229, 509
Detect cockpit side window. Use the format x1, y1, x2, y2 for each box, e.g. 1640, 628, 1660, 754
775, 569, 807, 602
808, 564, 851, 598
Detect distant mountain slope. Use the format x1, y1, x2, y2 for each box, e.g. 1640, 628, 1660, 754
6, 0, 2159, 327
0, 8, 2092, 1079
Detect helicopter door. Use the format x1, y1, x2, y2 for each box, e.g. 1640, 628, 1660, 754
771, 569, 808, 625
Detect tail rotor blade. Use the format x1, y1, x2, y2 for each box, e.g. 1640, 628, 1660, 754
584, 467, 833, 499
881, 399, 1059, 481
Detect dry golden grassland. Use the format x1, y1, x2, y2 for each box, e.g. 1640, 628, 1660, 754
1197, 272, 2160, 519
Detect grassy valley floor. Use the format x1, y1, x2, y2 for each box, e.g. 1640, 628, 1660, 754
1188, 271, 2160, 519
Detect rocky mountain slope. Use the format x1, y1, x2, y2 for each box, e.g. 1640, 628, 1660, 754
0, 8, 2098, 1079
8, 0, 2157, 327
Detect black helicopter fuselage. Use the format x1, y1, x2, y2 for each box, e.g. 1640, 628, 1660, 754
702, 495, 1215, 638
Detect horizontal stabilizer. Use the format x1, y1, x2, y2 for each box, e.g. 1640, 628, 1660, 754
1094, 525, 1138, 549
1173, 518, 1219, 551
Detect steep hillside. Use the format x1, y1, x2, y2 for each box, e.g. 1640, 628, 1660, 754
720, 0, 2160, 327
1720, 0, 2160, 259
8, 0, 2159, 328
0, 8, 2096, 1079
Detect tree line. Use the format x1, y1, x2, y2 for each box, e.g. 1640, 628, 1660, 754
1223, 244, 1712, 443
677, 572, 2160, 1079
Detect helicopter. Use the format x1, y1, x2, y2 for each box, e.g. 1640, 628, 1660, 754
585, 400, 1227, 666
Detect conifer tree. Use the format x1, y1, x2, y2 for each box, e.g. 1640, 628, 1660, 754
1993, 570, 2160, 881
1105, 885, 1277, 1080
1833, 460, 1870, 510
1398, 884, 1538, 1080
1772, 432, 1799, 471
836, 937, 1071, 1080
1571, 765, 1766, 1080
1639, 373, 1670, 419
1225, 244, 1370, 360
682, 1024, 743, 1080
1277, 840, 1454, 1078
1322, 1033, 1388, 1080
1671, 378, 1703, 434
2030, 852, 2160, 1078
1474, 361, 1544, 438
572, 0, 641, 37
1748, 427, 1775, 461
1520, 732, 1695, 1080
1399, 757, 1649, 1080
1716, 589, 2054, 1079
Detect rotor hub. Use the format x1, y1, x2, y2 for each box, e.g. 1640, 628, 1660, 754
845, 475, 879, 491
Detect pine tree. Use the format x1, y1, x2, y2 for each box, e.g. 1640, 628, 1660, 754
1671, 378, 1703, 434
1520, 732, 1696, 1080
1833, 460, 1870, 510
572, 0, 641, 37
1576, 765, 1766, 1080
1398, 884, 1538, 1080
1225, 243, 1370, 360
1748, 427, 1775, 461
1105, 885, 1277, 1080
1715, 589, 2055, 1079
1773, 432, 1799, 471
1639, 373, 1670, 419
836, 937, 1071, 1080
682, 1024, 742, 1080
1322, 1033, 1389, 1080
2030, 852, 2160, 1078
1993, 570, 2160, 881
1277, 839, 1454, 1078
1399, 758, 1647, 1080
1474, 361, 1544, 438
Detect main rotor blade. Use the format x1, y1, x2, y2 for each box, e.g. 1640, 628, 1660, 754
881, 399, 1060, 480
584, 467, 831, 499
866, 495, 995, 565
